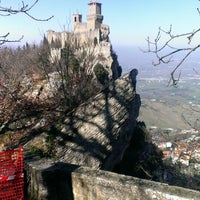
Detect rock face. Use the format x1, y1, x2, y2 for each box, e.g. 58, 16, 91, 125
24, 70, 142, 199
79, 41, 121, 80
25, 71, 141, 171
55, 73, 140, 170
21, 72, 63, 100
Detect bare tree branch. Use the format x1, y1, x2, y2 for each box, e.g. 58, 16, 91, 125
0, 0, 53, 45
143, 24, 200, 86
0, 33, 24, 45
0, 0, 53, 21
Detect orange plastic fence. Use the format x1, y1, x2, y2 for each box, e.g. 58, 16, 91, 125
0, 147, 24, 200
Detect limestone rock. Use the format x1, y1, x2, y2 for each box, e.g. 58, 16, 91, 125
21, 72, 62, 100
25, 71, 141, 170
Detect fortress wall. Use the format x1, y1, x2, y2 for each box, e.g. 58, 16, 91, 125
58, 28, 100, 47
75, 29, 100, 45
48, 28, 101, 48
46, 30, 61, 44
73, 22, 87, 34
60, 32, 72, 47
25, 160, 200, 200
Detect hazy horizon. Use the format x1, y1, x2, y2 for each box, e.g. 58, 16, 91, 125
114, 44, 200, 80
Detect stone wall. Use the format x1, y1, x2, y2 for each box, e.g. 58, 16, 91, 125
24, 160, 76, 200
72, 167, 200, 200
24, 160, 200, 200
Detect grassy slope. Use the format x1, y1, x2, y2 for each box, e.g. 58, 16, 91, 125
137, 79, 199, 130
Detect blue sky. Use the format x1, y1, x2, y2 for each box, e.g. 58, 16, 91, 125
1, 0, 200, 71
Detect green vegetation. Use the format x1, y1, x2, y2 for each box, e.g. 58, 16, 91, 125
94, 63, 109, 85
30, 146, 45, 158
29, 124, 62, 158
138, 79, 200, 129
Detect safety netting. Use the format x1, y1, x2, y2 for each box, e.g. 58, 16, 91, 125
0, 147, 24, 200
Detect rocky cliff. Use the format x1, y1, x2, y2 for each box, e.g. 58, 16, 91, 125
23, 70, 142, 199
24, 71, 140, 170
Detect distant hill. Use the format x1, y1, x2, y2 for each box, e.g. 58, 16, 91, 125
137, 77, 200, 130
138, 98, 190, 129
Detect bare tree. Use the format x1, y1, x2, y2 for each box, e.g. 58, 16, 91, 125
144, 2, 200, 86
0, 0, 53, 45
0, 0, 54, 94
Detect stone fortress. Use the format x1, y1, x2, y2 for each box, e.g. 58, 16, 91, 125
46, 1, 121, 80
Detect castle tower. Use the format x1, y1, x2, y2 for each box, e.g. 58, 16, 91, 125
72, 14, 82, 32
87, 1, 103, 30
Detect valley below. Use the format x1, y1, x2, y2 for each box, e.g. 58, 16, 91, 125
136, 65, 200, 130
133, 65, 200, 189
138, 81, 200, 130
